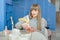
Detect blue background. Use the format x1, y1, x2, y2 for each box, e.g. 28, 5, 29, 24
0, 0, 56, 31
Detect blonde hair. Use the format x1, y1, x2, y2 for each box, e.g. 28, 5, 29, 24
29, 4, 41, 30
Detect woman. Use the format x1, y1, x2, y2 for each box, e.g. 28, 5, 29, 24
15, 4, 48, 39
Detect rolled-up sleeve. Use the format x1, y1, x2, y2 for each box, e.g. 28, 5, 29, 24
41, 18, 48, 39
41, 18, 47, 28
15, 21, 24, 29
15, 15, 29, 29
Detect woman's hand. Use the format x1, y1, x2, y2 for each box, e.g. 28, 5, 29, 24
30, 27, 37, 32
21, 23, 29, 30
21, 23, 37, 32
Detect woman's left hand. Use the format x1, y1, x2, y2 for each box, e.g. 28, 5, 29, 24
30, 27, 37, 32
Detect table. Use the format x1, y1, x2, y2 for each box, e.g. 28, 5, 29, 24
0, 29, 47, 40
8, 29, 47, 40
0, 31, 9, 40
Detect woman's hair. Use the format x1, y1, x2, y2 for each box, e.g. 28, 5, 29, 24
29, 4, 41, 30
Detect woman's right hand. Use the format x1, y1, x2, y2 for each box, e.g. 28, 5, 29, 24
21, 23, 37, 32
21, 23, 29, 29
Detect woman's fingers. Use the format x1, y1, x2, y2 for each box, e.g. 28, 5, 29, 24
21, 23, 28, 29
30, 27, 37, 32
21, 24, 37, 32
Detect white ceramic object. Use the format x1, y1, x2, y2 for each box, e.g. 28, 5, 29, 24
9, 29, 31, 40
9, 29, 47, 40
31, 32, 47, 40
12, 29, 21, 36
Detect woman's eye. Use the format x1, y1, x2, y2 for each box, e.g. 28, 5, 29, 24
35, 9, 37, 11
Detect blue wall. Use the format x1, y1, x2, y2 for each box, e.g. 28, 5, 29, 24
47, 3, 56, 31
13, 0, 56, 31
0, 0, 56, 31
0, 0, 5, 31
0, 0, 13, 31
5, 0, 13, 30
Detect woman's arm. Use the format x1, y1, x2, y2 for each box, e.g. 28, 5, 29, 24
23, 15, 29, 21
15, 15, 29, 29
41, 18, 48, 39
41, 18, 47, 28
15, 21, 24, 29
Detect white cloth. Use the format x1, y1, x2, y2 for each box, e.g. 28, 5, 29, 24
31, 32, 47, 40
9, 29, 47, 40
9, 29, 31, 40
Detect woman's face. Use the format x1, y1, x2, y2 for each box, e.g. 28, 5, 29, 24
31, 9, 38, 18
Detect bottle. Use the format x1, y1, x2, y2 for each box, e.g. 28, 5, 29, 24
10, 16, 14, 30
4, 26, 9, 36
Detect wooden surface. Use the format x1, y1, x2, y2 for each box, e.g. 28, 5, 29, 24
56, 11, 60, 23
51, 0, 56, 5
